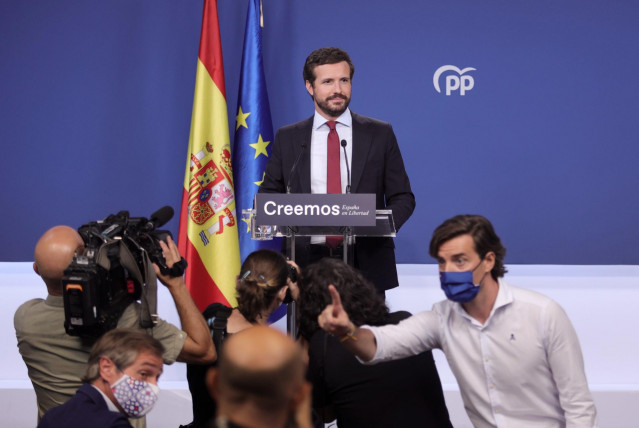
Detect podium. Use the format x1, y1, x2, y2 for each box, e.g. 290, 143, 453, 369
243, 193, 396, 336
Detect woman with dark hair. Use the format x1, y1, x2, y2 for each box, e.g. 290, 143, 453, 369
182, 249, 298, 428
297, 258, 453, 428
231, 248, 293, 327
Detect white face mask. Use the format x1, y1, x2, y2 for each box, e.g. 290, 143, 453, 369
110, 374, 160, 418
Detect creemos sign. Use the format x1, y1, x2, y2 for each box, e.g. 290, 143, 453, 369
254, 193, 376, 226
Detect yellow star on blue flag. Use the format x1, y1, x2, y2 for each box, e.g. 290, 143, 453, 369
241, 212, 252, 233
236, 106, 250, 130
232, 0, 281, 264
249, 134, 270, 158
254, 172, 265, 187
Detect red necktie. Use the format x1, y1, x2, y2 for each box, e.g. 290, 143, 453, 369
326, 120, 343, 248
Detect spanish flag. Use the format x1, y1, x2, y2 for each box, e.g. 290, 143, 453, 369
178, 0, 240, 310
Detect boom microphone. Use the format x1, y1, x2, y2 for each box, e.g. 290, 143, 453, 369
286, 143, 307, 194
145, 206, 174, 231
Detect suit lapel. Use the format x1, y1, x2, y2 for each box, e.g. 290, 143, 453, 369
350, 112, 372, 192
296, 117, 313, 193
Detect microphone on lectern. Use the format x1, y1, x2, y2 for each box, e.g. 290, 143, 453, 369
341, 140, 351, 194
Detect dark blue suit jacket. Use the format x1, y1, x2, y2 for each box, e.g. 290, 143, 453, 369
38, 383, 132, 428
260, 112, 415, 292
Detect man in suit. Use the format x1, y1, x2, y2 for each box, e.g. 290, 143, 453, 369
38, 328, 164, 428
259, 47, 415, 294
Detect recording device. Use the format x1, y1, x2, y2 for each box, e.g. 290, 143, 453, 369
286, 143, 307, 194
287, 264, 299, 283
62, 206, 184, 338
283, 264, 299, 304
340, 139, 351, 194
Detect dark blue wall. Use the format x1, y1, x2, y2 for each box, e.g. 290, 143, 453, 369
1, 0, 638, 264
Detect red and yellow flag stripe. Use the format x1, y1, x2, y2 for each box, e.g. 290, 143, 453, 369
178, 0, 240, 310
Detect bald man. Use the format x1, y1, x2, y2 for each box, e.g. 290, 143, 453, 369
14, 225, 216, 425
206, 326, 312, 428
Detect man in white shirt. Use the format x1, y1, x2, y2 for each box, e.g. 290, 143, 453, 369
318, 214, 597, 427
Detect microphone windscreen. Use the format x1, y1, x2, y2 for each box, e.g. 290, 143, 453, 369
149, 206, 174, 228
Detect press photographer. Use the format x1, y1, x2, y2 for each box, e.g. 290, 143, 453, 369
14, 208, 216, 426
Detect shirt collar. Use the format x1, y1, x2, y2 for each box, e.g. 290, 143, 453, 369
45, 294, 64, 307
312, 108, 352, 130
492, 277, 514, 312
91, 384, 121, 413
452, 278, 514, 327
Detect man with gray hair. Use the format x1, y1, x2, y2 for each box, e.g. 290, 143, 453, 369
14, 225, 216, 425
38, 328, 164, 428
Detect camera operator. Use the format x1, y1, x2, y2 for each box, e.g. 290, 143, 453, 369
14, 225, 216, 426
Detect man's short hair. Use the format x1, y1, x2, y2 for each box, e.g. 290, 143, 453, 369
303, 47, 355, 85
429, 214, 507, 280
83, 328, 164, 383
216, 333, 305, 413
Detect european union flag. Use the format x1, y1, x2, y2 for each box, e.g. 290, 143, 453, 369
232, 0, 281, 262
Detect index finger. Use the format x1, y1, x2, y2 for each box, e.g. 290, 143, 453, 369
328, 285, 343, 313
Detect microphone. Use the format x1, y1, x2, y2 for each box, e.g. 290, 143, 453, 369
341, 140, 351, 194
144, 206, 174, 231
286, 144, 307, 194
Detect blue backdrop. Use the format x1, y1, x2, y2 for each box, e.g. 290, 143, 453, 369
1, 0, 638, 264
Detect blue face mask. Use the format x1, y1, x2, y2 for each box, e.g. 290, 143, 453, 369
439, 260, 485, 303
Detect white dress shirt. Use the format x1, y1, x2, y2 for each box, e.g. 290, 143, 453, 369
92, 384, 120, 413
363, 279, 598, 428
309, 109, 353, 195
309, 109, 353, 244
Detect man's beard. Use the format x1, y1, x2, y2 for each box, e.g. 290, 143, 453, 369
315, 94, 350, 118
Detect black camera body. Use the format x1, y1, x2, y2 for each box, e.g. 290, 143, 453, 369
62, 207, 175, 338
287, 264, 299, 283
62, 250, 107, 335
282, 264, 299, 304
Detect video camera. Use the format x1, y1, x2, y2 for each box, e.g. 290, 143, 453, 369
62, 206, 185, 338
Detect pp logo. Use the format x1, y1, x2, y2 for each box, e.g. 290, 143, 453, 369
433, 65, 476, 96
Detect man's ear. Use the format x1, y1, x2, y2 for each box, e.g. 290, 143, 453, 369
98, 356, 120, 384
33, 262, 39, 276
288, 381, 313, 428
484, 251, 496, 273
305, 80, 314, 97
291, 380, 312, 412
205, 367, 220, 401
